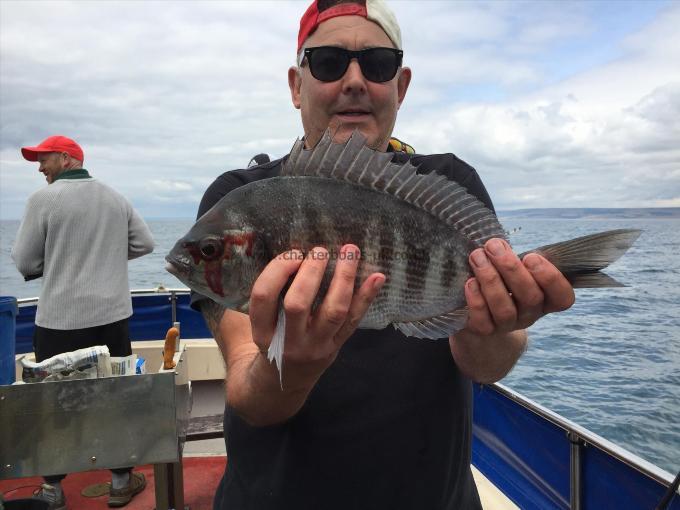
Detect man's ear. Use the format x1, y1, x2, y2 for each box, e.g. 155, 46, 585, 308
288, 66, 302, 110
396, 67, 411, 109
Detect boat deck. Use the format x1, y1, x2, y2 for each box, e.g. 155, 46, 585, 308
0, 459, 514, 510
0, 457, 224, 510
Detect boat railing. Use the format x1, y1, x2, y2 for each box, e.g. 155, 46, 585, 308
17, 287, 193, 326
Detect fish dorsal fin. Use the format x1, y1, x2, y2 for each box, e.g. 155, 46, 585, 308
282, 130, 506, 246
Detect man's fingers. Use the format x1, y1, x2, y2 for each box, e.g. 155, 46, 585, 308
523, 253, 575, 313
312, 245, 360, 339
283, 247, 330, 336
249, 250, 304, 349
333, 273, 385, 347
464, 278, 495, 336
469, 246, 516, 330
484, 238, 544, 327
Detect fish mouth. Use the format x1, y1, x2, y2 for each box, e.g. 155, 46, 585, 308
165, 255, 191, 278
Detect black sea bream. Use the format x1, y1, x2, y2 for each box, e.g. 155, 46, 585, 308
166, 131, 641, 378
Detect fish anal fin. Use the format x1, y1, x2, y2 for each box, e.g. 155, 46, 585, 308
395, 309, 468, 339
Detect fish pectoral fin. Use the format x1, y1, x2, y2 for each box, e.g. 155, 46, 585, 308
267, 306, 286, 389
395, 309, 469, 339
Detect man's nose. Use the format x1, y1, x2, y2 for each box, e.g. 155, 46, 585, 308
342, 59, 367, 94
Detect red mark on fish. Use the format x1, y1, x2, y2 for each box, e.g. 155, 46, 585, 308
181, 230, 255, 297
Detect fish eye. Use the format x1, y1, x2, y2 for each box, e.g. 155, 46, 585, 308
198, 237, 223, 261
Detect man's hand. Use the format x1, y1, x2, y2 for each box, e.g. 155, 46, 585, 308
451, 237, 575, 383
466, 238, 575, 335
249, 244, 385, 391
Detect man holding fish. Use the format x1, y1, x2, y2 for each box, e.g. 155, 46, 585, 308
167, 1, 639, 508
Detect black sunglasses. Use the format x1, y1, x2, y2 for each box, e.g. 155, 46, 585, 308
302, 46, 403, 83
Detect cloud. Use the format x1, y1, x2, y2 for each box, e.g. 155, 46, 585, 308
397, 3, 680, 209
1, 0, 678, 219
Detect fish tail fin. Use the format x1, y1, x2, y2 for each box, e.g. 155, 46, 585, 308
267, 305, 286, 389
567, 272, 627, 288
520, 229, 642, 289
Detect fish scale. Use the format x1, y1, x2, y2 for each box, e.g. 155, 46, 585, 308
234, 177, 472, 327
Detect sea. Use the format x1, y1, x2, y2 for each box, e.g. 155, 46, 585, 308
1, 217, 679, 474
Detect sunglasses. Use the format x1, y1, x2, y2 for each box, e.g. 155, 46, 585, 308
302, 46, 403, 83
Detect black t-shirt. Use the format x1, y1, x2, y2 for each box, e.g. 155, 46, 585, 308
197, 150, 492, 510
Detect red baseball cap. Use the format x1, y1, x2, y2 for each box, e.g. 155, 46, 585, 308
21, 135, 84, 163
297, 0, 402, 54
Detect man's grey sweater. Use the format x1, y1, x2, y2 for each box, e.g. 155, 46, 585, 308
11, 174, 155, 329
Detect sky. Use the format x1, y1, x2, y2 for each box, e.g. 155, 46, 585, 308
1, 0, 679, 220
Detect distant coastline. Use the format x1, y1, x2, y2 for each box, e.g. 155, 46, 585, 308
2, 208, 680, 223
498, 207, 680, 219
